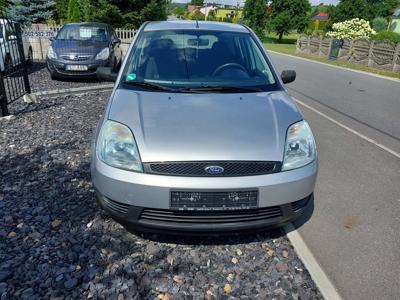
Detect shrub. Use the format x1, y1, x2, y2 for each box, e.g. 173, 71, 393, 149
372, 17, 388, 33
188, 10, 205, 21
371, 31, 400, 43
327, 18, 375, 40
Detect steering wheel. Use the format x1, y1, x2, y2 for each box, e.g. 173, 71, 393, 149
212, 63, 248, 77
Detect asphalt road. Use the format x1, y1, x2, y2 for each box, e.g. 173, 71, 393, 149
269, 52, 400, 299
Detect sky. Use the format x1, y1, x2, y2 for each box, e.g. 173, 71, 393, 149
172, 0, 340, 5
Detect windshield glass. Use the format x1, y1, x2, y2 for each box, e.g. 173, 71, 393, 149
56, 24, 109, 42
122, 30, 277, 92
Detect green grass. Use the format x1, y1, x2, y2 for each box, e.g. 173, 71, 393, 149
263, 34, 400, 80
264, 33, 299, 45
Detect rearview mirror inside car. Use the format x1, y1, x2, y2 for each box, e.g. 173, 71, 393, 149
187, 38, 209, 46
281, 70, 296, 84
97, 67, 117, 82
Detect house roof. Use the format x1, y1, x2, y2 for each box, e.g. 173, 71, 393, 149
312, 12, 330, 21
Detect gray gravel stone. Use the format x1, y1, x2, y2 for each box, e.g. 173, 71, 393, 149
1, 91, 322, 299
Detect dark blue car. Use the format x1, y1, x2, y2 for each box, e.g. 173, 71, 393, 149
46, 22, 123, 79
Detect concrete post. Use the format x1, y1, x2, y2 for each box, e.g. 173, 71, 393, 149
318, 36, 322, 57
327, 38, 333, 59
368, 41, 375, 67
392, 44, 400, 72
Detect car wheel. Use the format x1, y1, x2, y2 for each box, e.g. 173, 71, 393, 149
26, 47, 33, 65
112, 56, 118, 72
49, 70, 59, 80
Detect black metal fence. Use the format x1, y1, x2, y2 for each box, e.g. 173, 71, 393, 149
0, 16, 31, 116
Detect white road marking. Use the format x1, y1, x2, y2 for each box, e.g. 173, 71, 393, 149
269, 51, 400, 83
294, 98, 400, 159
284, 224, 343, 300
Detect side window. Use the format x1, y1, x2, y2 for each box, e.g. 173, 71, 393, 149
248, 38, 275, 83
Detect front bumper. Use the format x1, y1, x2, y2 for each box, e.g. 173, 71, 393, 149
46, 57, 110, 78
91, 158, 317, 233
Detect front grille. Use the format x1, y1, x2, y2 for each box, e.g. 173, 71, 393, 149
61, 54, 92, 61
102, 197, 130, 215
291, 197, 310, 212
140, 206, 283, 224
144, 161, 280, 177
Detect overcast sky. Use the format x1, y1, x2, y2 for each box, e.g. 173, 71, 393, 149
173, 0, 339, 5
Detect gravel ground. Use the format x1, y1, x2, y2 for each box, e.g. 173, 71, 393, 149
0, 92, 322, 299
28, 63, 107, 93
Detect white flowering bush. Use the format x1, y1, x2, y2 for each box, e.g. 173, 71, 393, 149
327, 18, 376, 40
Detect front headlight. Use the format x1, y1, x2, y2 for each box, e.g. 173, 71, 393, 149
282, 120, 316, 171
47, 46, 57, 59
96, 120, 143, 172
95, 47, 110, 60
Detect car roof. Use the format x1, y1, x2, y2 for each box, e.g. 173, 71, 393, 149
144, 21, 249, 33
64, 22, 110, 28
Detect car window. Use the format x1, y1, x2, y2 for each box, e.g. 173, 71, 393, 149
56, 24, 109, 42
122, 29, 278, 92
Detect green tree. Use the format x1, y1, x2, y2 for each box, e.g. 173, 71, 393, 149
55, 0, 68, 20
243, 0, 268, 40
376, 0, 400, 17
173, 5, 185, 17
329, 0, 372, 24
190, 0, 204, 5
270, 0, 311, 41
7, 0, 56, 24
67, 0, 82, 22
372, 16, 388, 31
82, 0, 167, 28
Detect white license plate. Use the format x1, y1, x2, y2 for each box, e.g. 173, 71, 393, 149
66, 65, 88, 71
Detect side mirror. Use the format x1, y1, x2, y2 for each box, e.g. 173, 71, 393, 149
281, 70, 296, 84
96, 67, 117, 82
112, 37, 121, 45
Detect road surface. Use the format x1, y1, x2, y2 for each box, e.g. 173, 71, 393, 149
269, 52, 400, 300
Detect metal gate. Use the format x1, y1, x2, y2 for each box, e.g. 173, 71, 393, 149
0, 14, 31, 116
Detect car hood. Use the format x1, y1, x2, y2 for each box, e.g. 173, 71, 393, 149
51, 39, 108, 55
107, 89, 303, 162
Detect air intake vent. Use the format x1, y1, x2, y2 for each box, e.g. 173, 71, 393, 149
140, 206, 283, 224
102, 197, 130, 215
144, 161, 280, 177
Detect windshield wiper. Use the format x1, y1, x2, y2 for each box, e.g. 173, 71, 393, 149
179, 85, 264, 93
123, 81, 177, 92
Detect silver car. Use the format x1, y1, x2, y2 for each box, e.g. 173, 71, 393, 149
92, 21, 318, 233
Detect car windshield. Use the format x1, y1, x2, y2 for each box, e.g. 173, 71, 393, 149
122, 30, 278, 92
56, 24, 109, 42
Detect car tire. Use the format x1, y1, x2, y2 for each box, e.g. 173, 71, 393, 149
49, 70, 59, 80
112, 56, 118, 72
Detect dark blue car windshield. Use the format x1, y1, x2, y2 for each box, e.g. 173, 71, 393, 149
56, 25, 109, 42
122, 30, 278, 91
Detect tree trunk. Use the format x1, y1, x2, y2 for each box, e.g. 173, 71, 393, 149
278, 32, 284, 42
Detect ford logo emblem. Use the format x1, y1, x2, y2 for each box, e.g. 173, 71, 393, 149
205, 165, 224, 175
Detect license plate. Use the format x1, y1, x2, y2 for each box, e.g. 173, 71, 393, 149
65, 65, 88, 71
170, 190, 258, 211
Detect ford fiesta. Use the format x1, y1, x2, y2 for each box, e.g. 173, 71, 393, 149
91, 21, 318, 233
